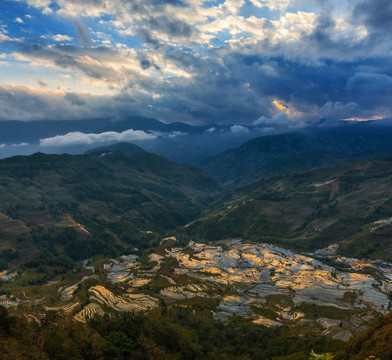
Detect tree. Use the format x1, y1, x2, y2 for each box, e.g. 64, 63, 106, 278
309, 350, 334, 360
0, 305, 12, 335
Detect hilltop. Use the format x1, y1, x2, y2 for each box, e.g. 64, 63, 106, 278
184, 158, 392, 259
199, 125, 392, 188
0, 151, 220, 268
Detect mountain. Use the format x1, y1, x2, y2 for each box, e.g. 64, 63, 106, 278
85, 142, 145, 156
222, 151, 349, 188
183, 157, 392, 259
0, 117, 264, 164
0, 151, 220, 267
1, 149, 392, 359
199, 124, 392, 187
0, 116, 204, 145
340, 312, 392, 359
138, 137, 214, 164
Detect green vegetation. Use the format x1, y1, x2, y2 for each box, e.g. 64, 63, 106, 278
309, 350, 334, 360
335, 312, 392, 360
199, 127, 392, 188
183, 158, 392, 259
0, 305, 343, 359
295, 303, 357, 320
2, 152, 392, 268
86, 142, 145, 156
0, 152, 220, 268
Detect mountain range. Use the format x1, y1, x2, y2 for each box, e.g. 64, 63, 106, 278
1, 123, 392, 359
0, 151, 219, 267
199, 124, 392, 188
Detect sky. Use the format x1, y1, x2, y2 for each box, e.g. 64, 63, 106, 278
0, 0, 392, 127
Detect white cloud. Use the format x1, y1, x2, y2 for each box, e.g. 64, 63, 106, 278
0, 33, 12, 42
39, 129, 157, 147
52, 34, 73, 42
167, 131, 187, 138
223, 0, 245, 15
11, 142, 29, 147
230, 124, 249, 134
250, 0, 291, 11
24, 0, 53, 14
14, 17, 24, 24
205, 127, 216, 133
0, 144, 5, 148
253, 112, 289, 125
253, 116, 269, 126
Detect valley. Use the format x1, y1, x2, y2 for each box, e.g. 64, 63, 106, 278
1, 140, 392, 359
2, 0, 392, 356
2, 237, 391, 345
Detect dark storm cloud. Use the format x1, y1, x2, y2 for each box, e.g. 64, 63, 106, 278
54, 54, 78, 68
309, 15, 340, 50
148, 16, 193, 38
345, 72, 392, 96
354, 0, 392, 32
184, 50, 392, 123
139, 29, 161, 48
15, 42, 125, 82
305, 14, 371, 57
4, 0, 392, 125
65, 92, 87, 106
0, 85, 144, 121
9, 29, 392, 125
139, 57, 160, 70
140, 58, 152, 69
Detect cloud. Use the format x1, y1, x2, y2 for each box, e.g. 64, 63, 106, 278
354, 0, 392, 32
345, 72, 392, 96
52, 34, 73, 42
11, 142, 29, 147
39, 129, 157, 147
73, 21, 93, 45
38, 128, 188, 147
0, 33, 12, 42
166, 131, 187, 138
230, 125, 249, 134
321, 101, 360, 119
2, 0, 392, 127
0, 144, 5, 148
253, 112, 289, 126
253, 116, 269, 126
0, 84, 142, 121
251, 0, 291, 11
65, 92, 87, 106
14, 17, 24, 24
272, 112, 289, 122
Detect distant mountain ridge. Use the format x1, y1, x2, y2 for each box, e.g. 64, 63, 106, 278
199, 124, 392, 187
86, 142, 145, 156
0, 116, 205, 144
